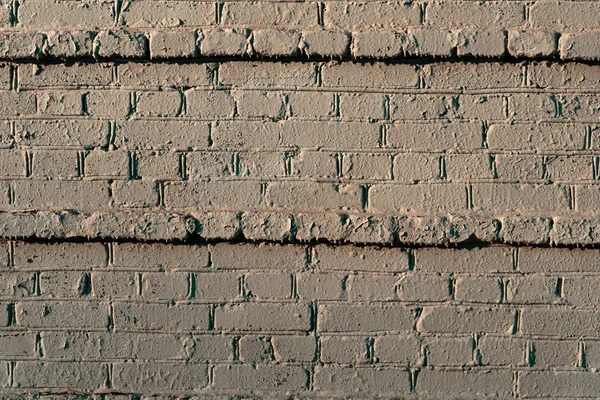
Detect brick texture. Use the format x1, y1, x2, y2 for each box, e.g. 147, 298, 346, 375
0, 0, 598, 398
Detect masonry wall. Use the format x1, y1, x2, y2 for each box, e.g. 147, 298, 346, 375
1, 0, 600, 398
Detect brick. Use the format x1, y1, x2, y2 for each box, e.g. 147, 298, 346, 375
339, 93, 385, 120
41, 331, 133, 359
417, 306, 515, 334
190, 335, 233, 361
509, 93, 557, 120
562, 277, 600, 306
519, 248, 600, 273
347, 274, 398, 301
13, 362, 107, 390
234, 90, 285, 118
211, 242, 305, 270
272, 335, 316, 362
121, 1, 215, 27
281, 121, 381, 149
495, 155, 544, 181
487, 123, 587, 151
425, 337, 474, 366
199, 29, 248, 56
135, 151, 180, 179
288, 91, 335, 118
522, 308, 600, 337
584, 341, 600, 369
0, 150, 25, 177
239, 335, 273, 362
390, 94, 456, 121
528, 62, 600, 89
405, 29, 456, 57
0, 272, 36, 297
531, 1, 600, 30
19, 63, 113, 88
397, 273, 450, 302
0, 2, 10, 27
417, 369, 513, 397
195, 272, 240, 300
520, 371, 600, 398
186, 89, 235, 118
351, 31, 404, 58
135, 90, 182, 117
150, 30, 196, 58
458, 94, 505, 120
113, 363, 208, 392
446, 154, 493, 181
44, 31, 95, 58
455, 277, 502, 303
94, 30, 148, 58
291, 151, 337, 178
210, 120, 280, 149
19, 0, 114, 29
253, 29, 301, 56
532, 340, 578, 368
472, 183, 571, 214
0, 333, 36, 357
118, 62, 213, 88
237, 151, 286, 177
0, 92, 32, 116
214, 303, 311, 332
114, 242, 209, 269
373, 334, 421, 364
266, 181, 362, 212
116, 120, 209, 150
14, 180, 110, 211
16, 301, 109, 329
478, 336, 526, 366
321, 336, 368, 364
427, 1, 524, 28
13, 242, 107, 268
325, 1, 420, 30
37, 91, 83, 116
187, 151, 234, 178
369, 183, 466, 214
302, 31, 350, 57
343, 153, 391, 180
213, 365, 308, 391
423, 62, 523, 89
112, 180, 158, 208
393, 153, 438, 183
39, 271, 87, 298
165, 180, 262, 210
508, 31, 557, 58
547, 156, 594, 181
456, 30, 506, 58
386, 122, 483, 151
14, 120, 110, 148
113, 302, 210, 331
322, 62, 418, 89
85, 150, 129, 177
141, 272, 188, 300
0, 303, 7, 326
222, 2, 318, 28
296, 272, 345, 301
245, 272, 291, 299
31, 150, 79, 178
314, 245, 408, 272
318, 304, 414, 332
86, 90, 131, 118
219, 61, 316, 88
314, 366, 410, 394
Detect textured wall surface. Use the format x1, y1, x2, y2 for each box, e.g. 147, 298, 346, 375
1, 0, 600, 398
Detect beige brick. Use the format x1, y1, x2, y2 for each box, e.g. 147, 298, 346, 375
423, 62, 523, 89
456, 30, 506, 57
478, 336, 526, 366
427, 2, 524, 28
112, 180, 158, 208
14, 180, 110, 211
508, 31, 557, 58
165, 180, 262, 210
45, 31, 95, 58
19, 0, 115, 29
238, 151, 286, 178
114, 302, 210, 331
39, 271, 87, 298
296, 272, 345, 301
272, 335, 316, 362
347, 274, 398, 301
488, 123, 587, 151
113, 363, 208, 392
339, 93, 385, 120
351, 31, 404, 58
325, 1, 420, 30
520, 371, 600, 398
222, 2, 318, 28
92, 271, 137, 299
37, 91, 82, 116
393, 153, 439, 182
288, 91, 335, 118
245, 272, 291, 299
0, 150, 26, 177
186, 90, 235, 118
14, 361, 108, 390
94, 30, 148, 58
200, 29, 248, 56
342, 153, 391, 180
531, 1, 600, 30
150, 30, 196, 58
252, 29, 300, 56
195, 272, 240, 300
142, 272, 189, 300
495, 155, 544, 181
219, 61, 316, 88
135, 90, 182, 117
417, 306, 515, 334
118, 62, 213, 88
187, 151, 234, 178
215, 303, 311, 332
85, 150, 129, 177
322, 62, 419, 89
418, 369, 513, 397
86, 90, 131, 118
135, 151, 180, 179
114, 242, 209, 269
116, 120, 209, 150
321, 336, 368, 364
210, 242, 305, 270
16, 301, 109, 329
446, 154, 493, 181
213, 365, 308, 391
281, 121, 380, 149
532, 340, 578, 367
121, 1, 215, 27
386, 122, 483, 151
396, 273, 449, 302
291, 151, 338, 178
314, 244, 409, 272
373, 334, 421, 364
415, 247, 512, 273
369, 183, 466, 214
265, 181, 362, 212
522, 308, 600, 337
234, 90, 285, 118
19, 63, 113, 88
455, 277, 502, 303
425, 337, 474, 366
302, 31, 350, 57
318, 304, 414, 332
314, 366, 409, 394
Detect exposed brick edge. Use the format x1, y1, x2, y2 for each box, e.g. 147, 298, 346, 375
0, 210, 594, 246
1, 29, 596, 61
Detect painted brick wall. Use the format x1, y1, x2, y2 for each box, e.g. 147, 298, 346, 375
1, 0, 600, 398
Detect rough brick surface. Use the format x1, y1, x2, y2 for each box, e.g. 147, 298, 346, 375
1, 0, 599, 398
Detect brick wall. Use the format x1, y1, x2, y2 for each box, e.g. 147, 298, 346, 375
1, 0, 600, 398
